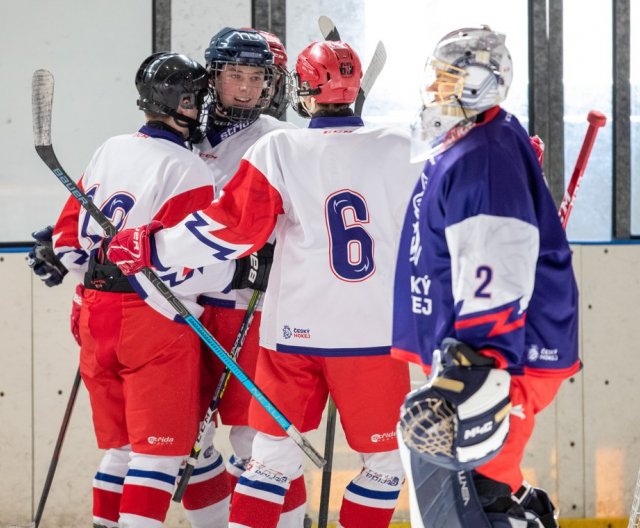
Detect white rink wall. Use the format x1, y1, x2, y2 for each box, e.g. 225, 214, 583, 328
2, 244, 640, 526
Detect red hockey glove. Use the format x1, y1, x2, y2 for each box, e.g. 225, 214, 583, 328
529, 135, 545, 167
70, 284, 84, 346
106, 221, 164, 275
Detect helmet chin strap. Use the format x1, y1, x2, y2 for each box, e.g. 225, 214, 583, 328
170, 110, 204, 143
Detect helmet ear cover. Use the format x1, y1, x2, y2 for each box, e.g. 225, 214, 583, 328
295, 77, 321, 98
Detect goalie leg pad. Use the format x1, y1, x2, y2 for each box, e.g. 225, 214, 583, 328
399, 432, 538, 528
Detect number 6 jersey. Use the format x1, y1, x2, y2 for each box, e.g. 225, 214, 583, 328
152, 115, 423, 356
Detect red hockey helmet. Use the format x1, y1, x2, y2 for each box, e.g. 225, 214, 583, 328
294, 41, 362, 104
256, 30, 287, 69
240, 28, 289, 118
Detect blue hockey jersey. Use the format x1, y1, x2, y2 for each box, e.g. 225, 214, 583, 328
391, 107, 580, 378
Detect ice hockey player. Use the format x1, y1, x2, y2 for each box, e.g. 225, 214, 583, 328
26, 28, 294, 526
192, 26, 309, 526
106, 40, 423, 528
31, 52, 268, 528
391, 26, 580, 528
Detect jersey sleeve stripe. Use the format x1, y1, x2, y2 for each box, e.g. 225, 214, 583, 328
153, 185, 214, 228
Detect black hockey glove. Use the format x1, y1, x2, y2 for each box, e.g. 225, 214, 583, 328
231, 243, 274, 292
26, 225, 68, 287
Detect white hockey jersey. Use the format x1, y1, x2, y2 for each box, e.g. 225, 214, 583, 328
152, 116, 423, 355
194, 114, 296, 310
53, 125, 234, 320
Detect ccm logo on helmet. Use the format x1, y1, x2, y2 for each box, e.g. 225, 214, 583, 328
463, 420, 493, 440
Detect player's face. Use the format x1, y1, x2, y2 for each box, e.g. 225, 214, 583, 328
178, 95, 200, 120
216, 64, 266, 109
421, 59, 465, 107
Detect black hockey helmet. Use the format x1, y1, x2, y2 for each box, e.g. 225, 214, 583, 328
204, 27, 275, 123
135, 52, 209, 141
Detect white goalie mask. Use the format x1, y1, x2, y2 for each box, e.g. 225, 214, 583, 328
411, 25, 513, 162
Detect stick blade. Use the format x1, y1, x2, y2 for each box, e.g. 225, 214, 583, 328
361, 41, 387, 97
32, 69, 54, 147
354, 41, 387, 116
318, 16, 340, 41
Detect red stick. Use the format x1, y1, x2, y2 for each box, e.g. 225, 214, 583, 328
559, 110, 607, 229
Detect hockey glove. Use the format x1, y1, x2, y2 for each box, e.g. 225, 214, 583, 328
399, 338, 511, 471
231, 242, 274, 292
106, 221, 164, 275
530, 135, 545, 167
26, 225, 68, 287
70, 284, 84, 346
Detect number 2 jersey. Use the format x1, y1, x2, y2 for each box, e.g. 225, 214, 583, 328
151, 115, 423, 356
391, 108, 580, 377
52, 124, 234, 320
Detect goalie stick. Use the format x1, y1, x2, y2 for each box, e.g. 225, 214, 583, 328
559, 110, 606, 229
172, 289, 262, 502
31, 70, 325, 471
316, 17, 388, 528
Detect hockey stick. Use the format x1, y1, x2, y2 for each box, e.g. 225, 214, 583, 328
559, 110, 606, 229
21, 369, 82, 528
316, 18, 341, 527
172, 289, 263, 502
318, 15, 340, 41
315, 18, 388, 528
31, 69, 325, 469
355, 41, 387, 116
